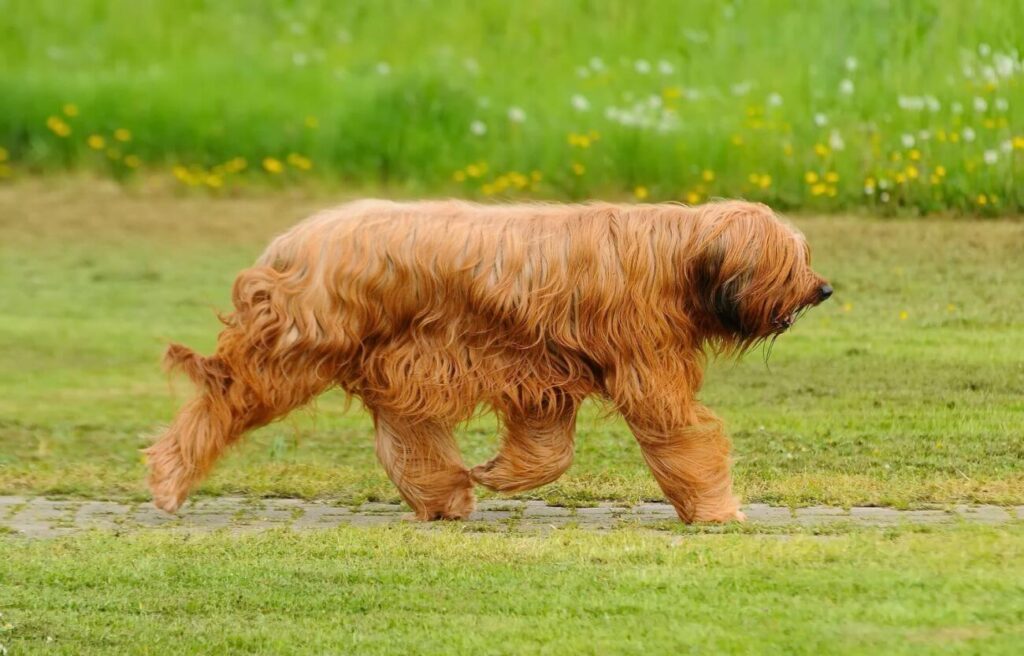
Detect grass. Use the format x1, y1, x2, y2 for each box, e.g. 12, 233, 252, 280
0, 181, 1022, 508
2, 0, 1024, 212
0, 524, 1022, 654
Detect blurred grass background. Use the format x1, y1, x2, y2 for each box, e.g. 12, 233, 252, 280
1, 0, 1023, 212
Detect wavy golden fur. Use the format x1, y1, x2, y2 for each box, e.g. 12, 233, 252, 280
146, 199, 831, 522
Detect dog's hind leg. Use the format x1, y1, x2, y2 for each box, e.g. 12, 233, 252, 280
469, 395, 578, 493
372, 411, 476, 520
626, 403, 742, 524
146, 344, 333, 514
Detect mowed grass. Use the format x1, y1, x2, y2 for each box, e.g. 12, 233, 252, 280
0, 182, 1022, 508
1, 525, 1023, 654
2, 0, 1024, 212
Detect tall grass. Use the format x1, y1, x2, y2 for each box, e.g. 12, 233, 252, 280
1, 0, 1023, 213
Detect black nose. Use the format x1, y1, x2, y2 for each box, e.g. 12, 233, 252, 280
819, 284, 833, 301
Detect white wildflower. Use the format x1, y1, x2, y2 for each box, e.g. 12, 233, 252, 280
658, 60, 674, 75
973, 96, 988, 112
839, 79, 855, 95
767, 92, 783, 107
589, 56, 605, 72
994, 54, 1016, 78
963, 126, 976, 142
731, 81, 752, 96
375, 62, 391, 76
918, 129, 931, 141
469, 120, 487, 136
477, 96, 490, 108
995, 97, 1009, 112
951, 101, 964, 114
864, 183, 876, 195
1000, 140, 1013, 153
984, 149, 998, 165
901, 133, 915, 148
634, 59, 651, 74
845, 56, 859, 71
571, 94, 590, 112
814, 112, 828, 127
925, 96, 941, 112
507, 106, 526, 123
576, 66, 591, 78
829, 129, 846, 151
292, 52, 308, 67
979, 43, 991, 57
880, 191, 890, 203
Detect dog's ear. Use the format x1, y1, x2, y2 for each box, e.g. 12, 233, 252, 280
691, 239, 745, 333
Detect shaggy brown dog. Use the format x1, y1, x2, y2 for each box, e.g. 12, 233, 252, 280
146, 199, 831, 523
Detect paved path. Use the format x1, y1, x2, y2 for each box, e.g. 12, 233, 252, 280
2, 495, 1015, 536
1, 496, 1020, 538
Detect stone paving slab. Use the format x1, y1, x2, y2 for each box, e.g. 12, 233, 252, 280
0, 496, 1020, 538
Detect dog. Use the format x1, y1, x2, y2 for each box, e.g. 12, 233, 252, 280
146, 199, 831, 523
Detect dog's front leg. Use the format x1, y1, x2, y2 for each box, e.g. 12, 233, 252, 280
625, 403, 744, 524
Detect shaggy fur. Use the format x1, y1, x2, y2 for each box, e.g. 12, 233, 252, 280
146, 199, 831, 523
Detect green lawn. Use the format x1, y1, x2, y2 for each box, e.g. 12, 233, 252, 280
1, 182, 1022, 508
2, 525, 1023, 654
2, 0, 1024, 212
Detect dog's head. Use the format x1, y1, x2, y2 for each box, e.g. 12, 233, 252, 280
688, 201, 831, 349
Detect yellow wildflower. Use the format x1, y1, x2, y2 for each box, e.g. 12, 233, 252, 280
46, 116, 71, 137
906, 165, 919, 180
466, 164, 482, 178
62, 103, 79, 117
1012, 136, 1024, 149
935, 165, 947, 177
205, 174, 223, 189
262, 157, 283, 174
810, 183, 827, 196
662, 86, 683, 100
976, 194, 988, 206
908, 149, 921, 161
571, 162, 586, 176
87, 134, 105, 150
730, 134, 744, 146
842, 302, 853, 312
105, 147, 121, 160
895, 172, 907, 184
452, 170, 466, 182
814, 143, 830, 157
531, 170, 543, 183
824, 171, 839, 183
701, 169, 715, 182
633, 185, 649, 200
123, 155, 141, 168
826, 186, 838, 197
685, 191, 701, 205
114, 128, 132, 142
304, 116, 319, 129
782, 142, 794, 157
899, 311, 909, 321
287, 153, 313, 170
481, 183, 496, 195
949, 131, 960, 143
804, 171, 819, 184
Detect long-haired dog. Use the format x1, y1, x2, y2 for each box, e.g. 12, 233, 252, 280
146, 199, 831, 523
